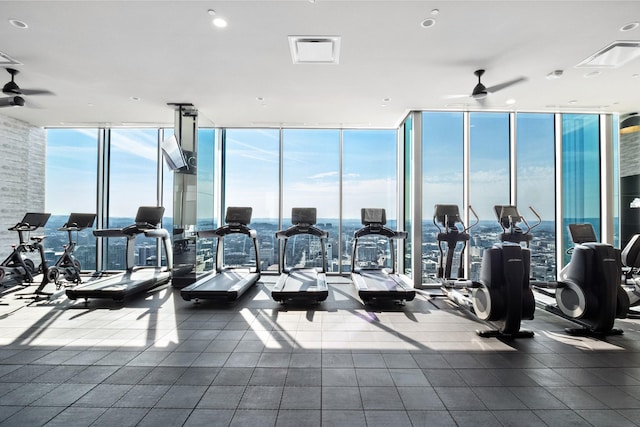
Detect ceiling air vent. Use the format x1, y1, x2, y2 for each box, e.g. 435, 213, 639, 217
288, 36, 341, 64
576, 41, 640, 68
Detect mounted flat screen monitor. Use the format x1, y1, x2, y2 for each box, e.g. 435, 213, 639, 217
161, 134, 188, 171
568, 223, 597, 244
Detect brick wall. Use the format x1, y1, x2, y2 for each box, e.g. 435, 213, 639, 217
0, 114, 46, 252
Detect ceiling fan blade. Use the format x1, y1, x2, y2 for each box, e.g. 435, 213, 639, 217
443, 94, 470, 99
20, 88, 54, 96
486, 76, 526, 93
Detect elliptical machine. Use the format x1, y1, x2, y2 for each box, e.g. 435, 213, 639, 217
433, 204, 535, 338
534, 222, 629, 335
0, 213, 51, 289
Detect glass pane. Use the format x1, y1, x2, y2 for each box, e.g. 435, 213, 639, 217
353, 235, 393, 270
225, 128, 280, 272
469, 113, 510, 281
282, 129, 339, 272
107, 129, 159, 269
422, 112, 464, 281
342, 129, 397, 274
196, 128, 216, 273
283, 234, 325, 270
612, 115, 620, 248
516, 113, 556, 281
562, 114, 600, 264
45, 128, 98, 271
403, 115, 413, 276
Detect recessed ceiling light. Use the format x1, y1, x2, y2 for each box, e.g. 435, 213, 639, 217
584, 71, 601, 78
621, 22, 639, 32
421, 18, 436, 28
383, 98, 390, 102
431, 9, 440, 16
633, 73, 640, 78
568, 100, 578, 105
505, 99, 516, 105
130, 96, 140, 101
207, 9, 227, 28
256, 97, 264, 101
9, 19, 28, 29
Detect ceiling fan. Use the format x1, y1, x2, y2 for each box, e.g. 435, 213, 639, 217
0, 68, 53, 108
446, 69, 526, 105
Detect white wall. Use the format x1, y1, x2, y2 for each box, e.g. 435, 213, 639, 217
0, 114, 46, 250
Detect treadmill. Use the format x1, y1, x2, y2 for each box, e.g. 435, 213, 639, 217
181, 207, 260, 302
351, 208, 415, 304
65, 206, 172, 302
271, 207, 329, 303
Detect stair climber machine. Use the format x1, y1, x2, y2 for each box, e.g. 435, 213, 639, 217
271, 207, 329, 303
65, 206, 173, 303
533, 222, 629, 335
0, 213, 50, 291
433, 204, 535, 338
181, 207, 260, 303
350, 208, 415, 304
34, 213, 97, 297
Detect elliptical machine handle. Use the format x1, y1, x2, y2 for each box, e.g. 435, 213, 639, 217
465, 206, 480, 233
527, 206, 542, 233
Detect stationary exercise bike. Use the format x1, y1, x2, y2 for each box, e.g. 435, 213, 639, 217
533, 222, 629, 335
0, 213, 51, 289
43, 213, 96, 290
433, 204, 535, 338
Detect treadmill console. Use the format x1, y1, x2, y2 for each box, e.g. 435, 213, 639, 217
135, 206, 165, 228
226, 207, 252, 225
292, 207, 316, 226
361, 208, 386, 225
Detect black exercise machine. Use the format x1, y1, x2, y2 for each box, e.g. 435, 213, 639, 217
433, 204, 535, 338
350, 208, 415, 304
271, 207, 329, 303
533, 222, 629, 334
0, 212, 50, 289
65, 206, 172, 303
181, 207, 260, 303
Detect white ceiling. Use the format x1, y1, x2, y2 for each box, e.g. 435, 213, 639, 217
0, 0, 639, 129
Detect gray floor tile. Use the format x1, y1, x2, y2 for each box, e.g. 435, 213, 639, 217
89, 407, 148, 427
43, 407, 107, 427
238, 385, 283, 409
0, 406, 63, 427
113, 384, 171, 408
472, 386, 528, 410
136, 408, 191, 427
276, 409, 321, 427
212, 367, 254, 385
533, 409, 592, 426
138, 366, 186, 385
286, 367, 321, 386
154, 384, 207, 408
1, 382, 58, 406
103, 366, 153, 384
491, 409, 546, 426
449, 410, 502, 427
359, 386, 404, 410
396, 386, 446, 410
355, 368, 394, 386
36, 383, 96, 406
184, 409, 235, 427
197, 385, 245, 409
280, 386, 321, 409
407, 410, 457, 427
322, 368, 356, 386
230, 409, 278, 427
321, 386, 362, 409
433, 386, 487, 411
250, 367, 288, 386
367, 410, 414, 427
175, 366, 220, 385
576, 409, 639, 427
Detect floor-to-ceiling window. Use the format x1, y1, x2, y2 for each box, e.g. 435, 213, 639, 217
342, 129, 397, 273
561, 114, 601, 264
469, 113, 510, 281
402, 115, 413, 276
224, 128, 280, 271
516, 113, 556, 281
106, 129, 159, 269
45, 128, 98, 271
282, 129, 340, 272
422, 112, 464, 281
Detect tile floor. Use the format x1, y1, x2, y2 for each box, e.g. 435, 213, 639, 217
1, 276, 640, 427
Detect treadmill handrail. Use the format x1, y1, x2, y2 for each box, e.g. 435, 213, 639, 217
198, 224, 257, 239
276, 225, 328, 240
354, 224, 406, 240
